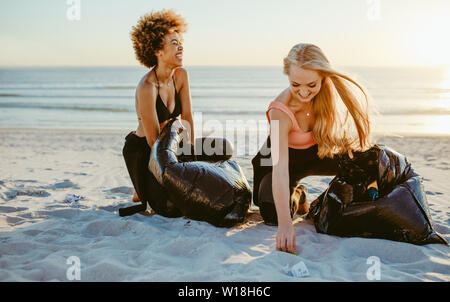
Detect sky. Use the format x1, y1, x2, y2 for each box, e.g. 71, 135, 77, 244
0, 0, 449, 67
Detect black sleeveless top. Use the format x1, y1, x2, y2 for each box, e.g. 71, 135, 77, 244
137, 69, 182, 124
154, 69, 182, 124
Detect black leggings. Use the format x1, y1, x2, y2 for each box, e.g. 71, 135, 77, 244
251, 136, 339, 225
121, 131, 181, 217
121, 131, 233, 217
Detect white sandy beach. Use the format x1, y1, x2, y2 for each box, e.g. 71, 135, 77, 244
0, 128, 449, 282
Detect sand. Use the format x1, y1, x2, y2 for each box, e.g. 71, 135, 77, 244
0, 128, 449, 281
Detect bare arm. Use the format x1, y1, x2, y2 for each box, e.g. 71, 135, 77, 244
137, 83, 160, 148
269, 109, 292, 225
269, 108, 296, 253
176, 68, 194, 145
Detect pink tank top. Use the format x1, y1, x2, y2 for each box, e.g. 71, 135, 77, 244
266, 101, 317, 150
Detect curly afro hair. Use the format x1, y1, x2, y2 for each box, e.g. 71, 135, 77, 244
130, 9, 188, 68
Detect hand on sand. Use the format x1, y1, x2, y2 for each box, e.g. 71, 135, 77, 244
276, 222, 297, 254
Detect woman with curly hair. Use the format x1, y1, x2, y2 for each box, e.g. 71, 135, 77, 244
122, 9, 234, 217
121, 9, 193, 216
251, 43, 374, 253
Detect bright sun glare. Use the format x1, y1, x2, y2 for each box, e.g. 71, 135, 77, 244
431, 67, 450, 135
410, 17, 450, 66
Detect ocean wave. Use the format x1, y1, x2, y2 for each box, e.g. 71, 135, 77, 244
0, 84, 280, 90
1, 101, 449, 116
382, 108, 450, 116
0, 102, 129, 112
0, 85, 136, 90
0, 93, 130, 99
201, 109, 450, 116
196, 110, 265, 115
0, 93, 21, 97
0, 93, 274, 100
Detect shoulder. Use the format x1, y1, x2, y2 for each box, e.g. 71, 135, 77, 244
268, 88, 293, 129
174, 67, 188, 77
174, 67, 189, 82
174, 68, 189, 91
273, 87, 290, 105
268, 107, 291, 125
268, 107, 292, 132
137, 77, 157, 103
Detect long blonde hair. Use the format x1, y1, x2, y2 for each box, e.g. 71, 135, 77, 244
283, 43, 374, 159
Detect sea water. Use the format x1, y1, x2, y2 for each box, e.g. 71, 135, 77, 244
0, 66, 449, 137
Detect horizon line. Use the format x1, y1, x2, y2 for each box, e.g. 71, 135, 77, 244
1, 64, 449, 69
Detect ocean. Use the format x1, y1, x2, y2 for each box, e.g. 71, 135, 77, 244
0, 66, 449, 137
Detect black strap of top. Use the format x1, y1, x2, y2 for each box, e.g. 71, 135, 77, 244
153, 68, 160, 94
173, 75, 178, 95
154, 68, 177, 94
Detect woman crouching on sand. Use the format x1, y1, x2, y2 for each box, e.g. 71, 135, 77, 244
252, 43, 374, 253
123, 9, 194, 214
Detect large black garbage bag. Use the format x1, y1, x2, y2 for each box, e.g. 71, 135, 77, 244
307, 144, 448, 245
149, 119, 252, 227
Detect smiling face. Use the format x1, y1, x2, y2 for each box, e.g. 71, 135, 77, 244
156, 31, 184, 67
287, 65, 323, 103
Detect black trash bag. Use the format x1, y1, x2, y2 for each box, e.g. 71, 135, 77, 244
307, 144, 448, 245
149, 119, 252, 227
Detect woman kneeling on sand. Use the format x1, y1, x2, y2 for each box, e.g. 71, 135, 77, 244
252, 43, 374, 253
122, 9, 233, 216
123, 9, 194, 214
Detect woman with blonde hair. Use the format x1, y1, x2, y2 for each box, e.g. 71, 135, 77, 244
251, 43, 373, 253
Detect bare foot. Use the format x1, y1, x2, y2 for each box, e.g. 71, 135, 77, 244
297, 200, 310, 215
132, 191, 140, 203
294, 185, 309, 215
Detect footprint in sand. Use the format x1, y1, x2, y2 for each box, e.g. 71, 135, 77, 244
6, 216, 25, 226
434, 224, 449, 234
22, 229, 43, 236
16, 180, 38, 183
0, 206, 28, 213
426, 191, 444, 196
18, 212, 38, 219
0, 237, 10, 244
45, 179, 80, 190
425, 156, 437, 161
64, 172, 88, 176
105, 186, 134, 195
34, 208, 81, 219
82, 220, 129, 237
4, 189, 51, 200
97, 205, 120, 213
